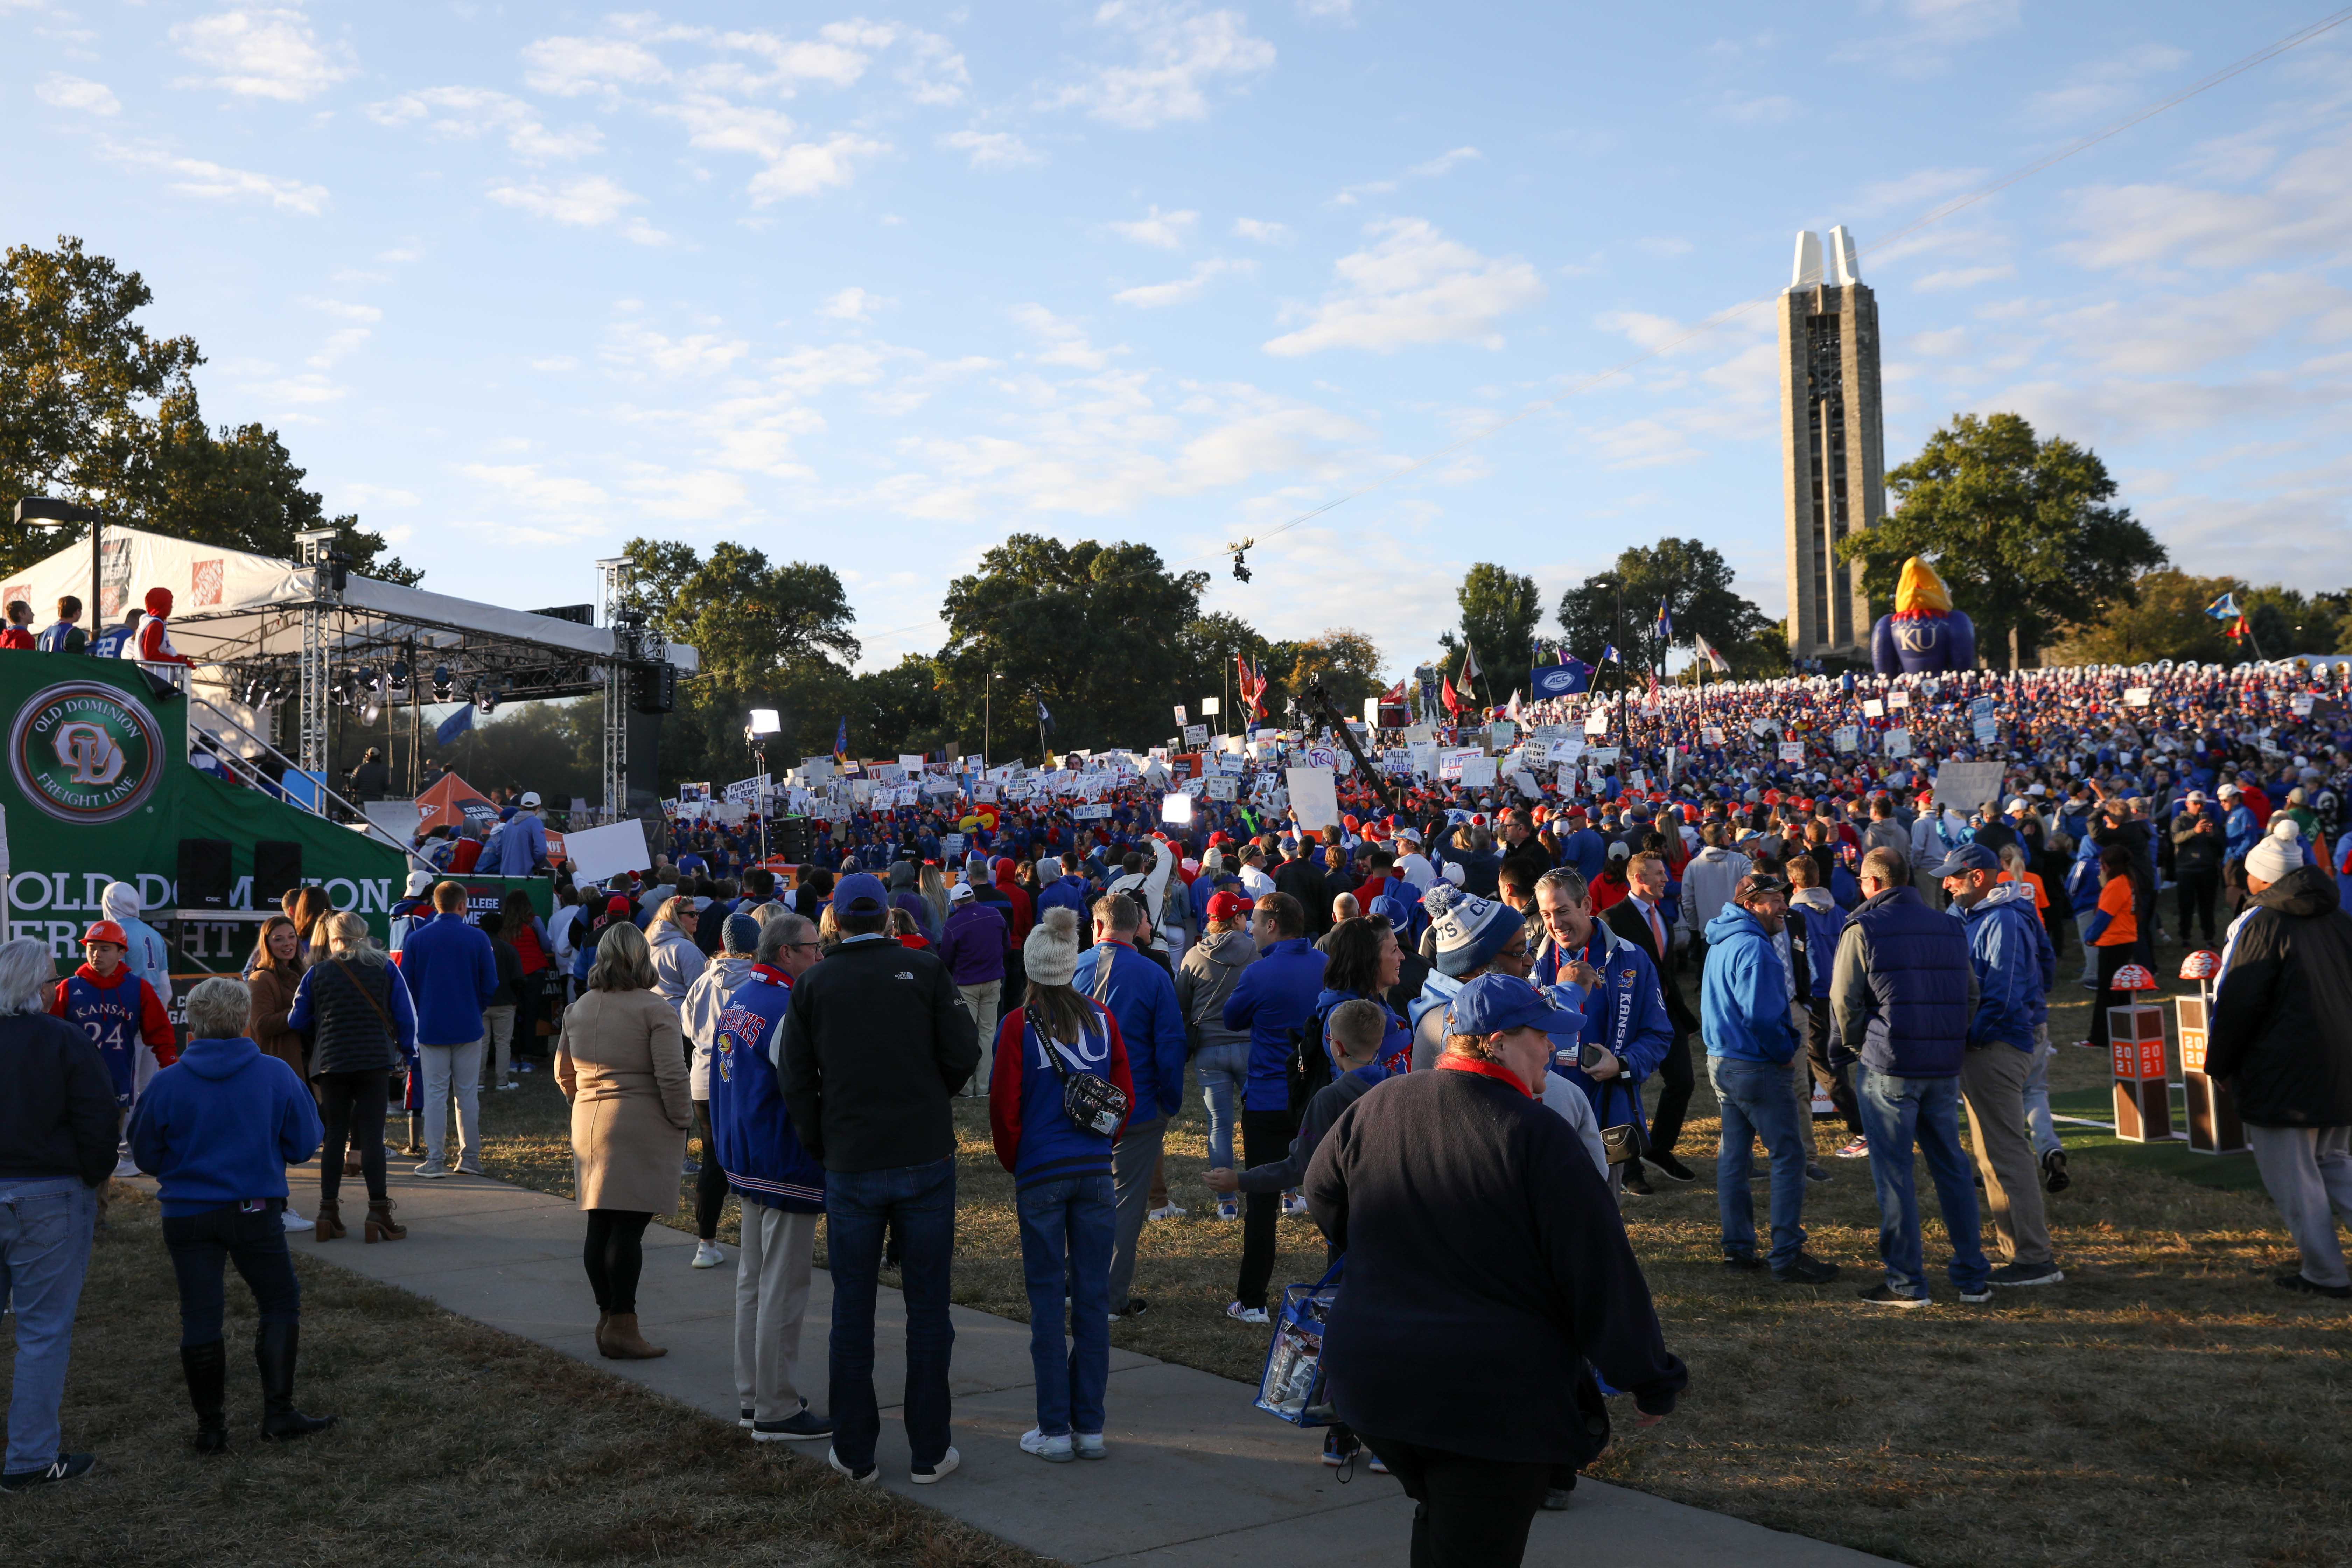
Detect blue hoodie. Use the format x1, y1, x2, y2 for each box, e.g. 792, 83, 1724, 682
1955, 881, 2052, 1051
1699, 906, 1799, 1065
1033, 873, 1094, 934
1071, 938, 1188, 1122
397, 911, 500, 1046
1223, 935, 1325, 1111
128, 1037, 322, 1217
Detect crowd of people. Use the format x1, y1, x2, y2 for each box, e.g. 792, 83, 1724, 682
7, 651, 2352, 1567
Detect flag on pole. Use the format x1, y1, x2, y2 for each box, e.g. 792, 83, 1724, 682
833, 716, 847, 757
1506, 689, 1523, 722
1441, 673, 1464, 715
435, 704, 475, 746
1600, 644, 1621, 664
1655, 599, 1672, 640
1035, 696, 1054, 734
2205, 592, 2241, 621
1693, 633, 1731, 673
1458, 643, 1480, 682
2225, 615, 2251, 642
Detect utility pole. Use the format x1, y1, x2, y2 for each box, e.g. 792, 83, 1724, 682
983, 666, 992, 770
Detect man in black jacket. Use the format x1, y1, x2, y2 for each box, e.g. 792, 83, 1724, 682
780, 873, 979, 1484
2209, 852, 2352, 1300
1273, 835, 1332, 938
1306, 972, 1684, 1567
1608, 850, 1701, 1182
0, 938, 118, 1493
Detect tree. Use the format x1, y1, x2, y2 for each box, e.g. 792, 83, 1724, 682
1557, 536, 1776, 674
1838, 412, 2165, 666
937, 534, 1206, 758
1174, 611, 1270, 729
1441, 564, 1541, 702
1273, 629, 1384, 721
854, 653, 948, 758
2046, 569, 2242, 665
1, 238, 410, 583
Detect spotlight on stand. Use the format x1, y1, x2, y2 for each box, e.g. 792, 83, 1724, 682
474, 679, 499, 718
386, 660, 411, 701
748, 708, 782, 738
431, 665, 454, 702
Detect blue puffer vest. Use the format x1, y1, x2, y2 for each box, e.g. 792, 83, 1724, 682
1848, 885, 1972, 1079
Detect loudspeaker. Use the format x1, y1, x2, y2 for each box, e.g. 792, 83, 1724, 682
253, 841, 303, 906
632, 662, 676, 715
773, 816, 814, 863
177, 838, 233, 911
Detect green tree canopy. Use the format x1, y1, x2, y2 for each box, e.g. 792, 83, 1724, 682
1556, 536, 1777, 675
1, 237, 410, 583
1440, 563, 1541, 695
1839, 411, 2164, 665
1270, 629, 1384, 721
937, 534, 1205, 759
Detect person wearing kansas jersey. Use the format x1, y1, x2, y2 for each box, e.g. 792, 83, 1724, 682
1529, 869, 1673, 1197
709, 914, 831, 1444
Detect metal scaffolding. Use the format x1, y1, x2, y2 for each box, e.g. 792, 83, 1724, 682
295, 528, 342, 780
596, 558, 634, 822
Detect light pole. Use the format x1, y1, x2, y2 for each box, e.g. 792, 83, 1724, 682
12, 496, 101, 629
748, 707, 781, 862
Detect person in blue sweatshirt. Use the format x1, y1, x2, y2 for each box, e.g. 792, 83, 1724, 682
1219, 888, 1326, 1320
1699, 876, 1839, 1285
128, 976, 331, 1452
1031, 857, 1094, 938
396, 881, 499, 1178
1072, 889, 1186, 1321
988, 906, 1135, 1463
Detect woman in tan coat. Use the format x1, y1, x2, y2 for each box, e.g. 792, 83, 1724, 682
245, 916, 308, 1079
557, 919, 691, 1360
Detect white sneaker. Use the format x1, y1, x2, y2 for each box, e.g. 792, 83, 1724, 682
496, 1080, 520, 1092
910, 1446, 959, 1484
1073, 1432, 1106, 1461
826, 1447, 877, 1483
1021, 1429, 1074, 1463
111, 1155, 140, 1180
281, 1209, 314, 1232
1226, 1301, 1269, 1325
1281, 1193, 1310, 1219
691, 1240, 725, 1269
1146, 1202, 1185, 1222
413, 1162, 451, 1179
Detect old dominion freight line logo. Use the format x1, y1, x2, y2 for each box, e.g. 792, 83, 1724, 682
9, 681, 165, 825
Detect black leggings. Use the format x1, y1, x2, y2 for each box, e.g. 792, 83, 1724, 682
693, 1101, 728, 1240
583, 1209, 654, 1314
315, 1069, 391, 1204
165, 1200, 301, 1346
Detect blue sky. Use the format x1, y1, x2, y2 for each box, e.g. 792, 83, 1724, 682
7, 0, 2350, 680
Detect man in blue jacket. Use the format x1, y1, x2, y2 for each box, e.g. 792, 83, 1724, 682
1072, 890, 1187, 1321
1941, 844, 2064, 1288
1219, 889, 1325, 1322
1032, 857, 1094, 941
396, 883, 499, 1178
1531, 868, 1671, 1197
1700, 876, 1838, 1285
1832, 848, 1986, 1306
488, 792, 551, 875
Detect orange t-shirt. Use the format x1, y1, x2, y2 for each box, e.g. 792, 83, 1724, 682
2093, 876, 2137, 947
2000, 869, 2050, 911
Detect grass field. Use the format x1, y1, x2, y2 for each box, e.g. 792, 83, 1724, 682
1, 1185, 1044, 1568
456, 923, 2352, 1568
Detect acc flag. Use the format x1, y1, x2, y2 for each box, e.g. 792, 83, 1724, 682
434, 705, 475, 746
1530, 659, 1591, 698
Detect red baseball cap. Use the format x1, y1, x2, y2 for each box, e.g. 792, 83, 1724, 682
1206, 890, 1255, 921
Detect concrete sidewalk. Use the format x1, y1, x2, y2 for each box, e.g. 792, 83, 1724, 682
278, 1164, 1891, 1567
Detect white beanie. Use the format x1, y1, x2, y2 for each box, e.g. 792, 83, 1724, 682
1423, 883, 1526, 978
1024, 905, 1080, 987
2246, 817, 2302, 884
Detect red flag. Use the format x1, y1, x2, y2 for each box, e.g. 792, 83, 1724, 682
1442, 674, 1464, 714
1382, 677, 1408, 705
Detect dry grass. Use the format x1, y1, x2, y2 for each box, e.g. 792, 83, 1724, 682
471, 931, 2352, 1567
3, 1185, 1047, 1568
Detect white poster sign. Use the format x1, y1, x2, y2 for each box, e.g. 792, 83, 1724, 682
564, 821, 654, 885
1285, 767, 1340, 832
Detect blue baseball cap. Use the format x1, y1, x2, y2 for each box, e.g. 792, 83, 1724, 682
833, 871, 889, 917
1448, 972, 1584, 1044
1931, 842, 2001, 878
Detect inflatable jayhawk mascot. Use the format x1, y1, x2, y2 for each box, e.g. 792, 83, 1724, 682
1870, 556, 1976, 676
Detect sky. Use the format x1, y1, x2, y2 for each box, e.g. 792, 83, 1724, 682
7, 0, 2351, 684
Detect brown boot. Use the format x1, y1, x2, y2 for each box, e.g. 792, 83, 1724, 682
597, 1313, 666, 1359
363, 1198, 407, 1242
314, 1199, 346, 1241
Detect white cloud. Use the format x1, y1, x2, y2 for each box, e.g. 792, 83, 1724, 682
1108, 205, 1197, 249
240, 371, 346, 406
2026, 42, 2188, 125
1263, 218, 1546, 356
35, 73, 119, 115
1836, 0, 2019, 75
940, 128, 1043, 169
602, 320, 752, 377
1857, 165, 1988, 212
747, 132, 888, 202
301, 296, 381, 324
1708, 91, 1796, 126
521, 35, 669, 97
338, 483, 420, 509
172, 7, 353, 102
487, 175, 667, 243
1054, 0, 1276, 130
530, 355, 581, 372
1298, 0, 1354, 19
98, 140, 328, 214
1406, 146, 1481, 179
1233, 217, 1290, 244
820, 287, 894, 322
2056, 130, 2352, 272
368, 87, 602, 161
1114, 257, 1251, 308
1913, 263, 2014, 290
1011, 303, 1118, 369
458, 462, 611, 513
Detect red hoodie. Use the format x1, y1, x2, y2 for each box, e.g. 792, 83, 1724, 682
993, 861, 1034, 944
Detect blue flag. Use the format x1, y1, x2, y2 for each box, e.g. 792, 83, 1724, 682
1655, 600, 1672, 640
834, 716, 847, 756
1036, 696, 1054, 734
2205, 592, 2240, 621
1600, 644, 1621, 664
434, 705, 474, 746
1530, 659, 1592, 697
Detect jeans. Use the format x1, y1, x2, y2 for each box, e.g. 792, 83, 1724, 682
1236, 1107, 1298, 1309
2246, 1125, 2352, 1290
1708, 1056, 1810, 1271
0, 1178, 97, 1474
1195, 1043, 1250, 1170
419, 1037, 484, 1167
1357, 1432, 1551, 1568
2075, 912, 2100, 983
163, 1198, 301, 1345
2020, 1029, 2060, 1158
1016, 1173, 1114, 1437
1107, 1115, 1168, 1311
1855, 1067, 1987, 1297
315, 1069, 391, 1205
825, 1157, 957, 1472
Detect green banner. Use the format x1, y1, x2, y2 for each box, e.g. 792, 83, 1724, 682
0, 653, 409, 972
